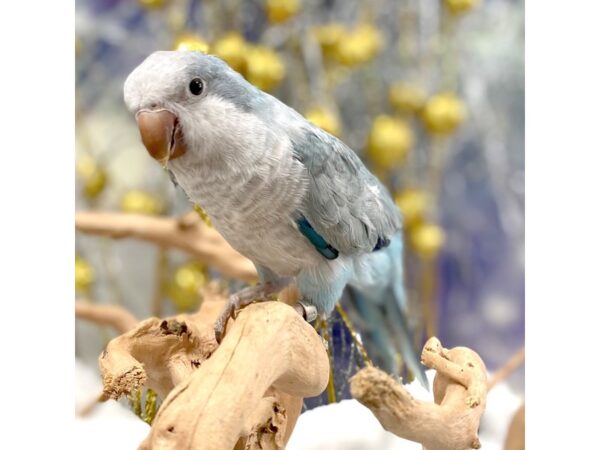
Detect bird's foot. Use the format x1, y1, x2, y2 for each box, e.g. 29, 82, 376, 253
214, 282, 283, 343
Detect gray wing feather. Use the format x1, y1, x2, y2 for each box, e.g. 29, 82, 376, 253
291, 127, 401, 255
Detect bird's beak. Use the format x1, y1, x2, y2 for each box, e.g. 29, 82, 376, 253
135, 110, 186, 165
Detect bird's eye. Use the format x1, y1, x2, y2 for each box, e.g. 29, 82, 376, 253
189, 78, 204, 95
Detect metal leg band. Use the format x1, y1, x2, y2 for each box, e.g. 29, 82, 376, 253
298, 301, 318, 323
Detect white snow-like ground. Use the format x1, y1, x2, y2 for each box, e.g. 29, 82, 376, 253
75, 359, 523, 450
75, 360, 151, 449
287, 371, 523, 450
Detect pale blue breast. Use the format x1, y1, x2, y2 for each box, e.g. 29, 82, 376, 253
169, 143, 323, 276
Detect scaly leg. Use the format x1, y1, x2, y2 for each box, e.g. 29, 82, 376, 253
214, 280, 288, 343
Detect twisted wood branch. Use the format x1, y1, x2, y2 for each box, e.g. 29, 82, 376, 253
75, 211, 258, 283
98, 296, 329, 450
351, 337, 487, 450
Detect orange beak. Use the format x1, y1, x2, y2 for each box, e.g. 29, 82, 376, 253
135, 110, 186, 164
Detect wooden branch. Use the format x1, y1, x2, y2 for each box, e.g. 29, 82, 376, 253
98, 298, 329, 450
76, 300, 139, 334
351, 337, 487, 450
75, 301, 139, 417
77, 391, 109, 417
77, 284, 226, 417
504, 403, 524, 450
487, 347, 525, 390
75, 211, 258, 283
422, 337, 488, 410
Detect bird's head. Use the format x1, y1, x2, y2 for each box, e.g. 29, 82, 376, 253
124, 51, 261, 166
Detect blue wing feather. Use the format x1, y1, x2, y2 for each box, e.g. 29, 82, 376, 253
291, 128, 401, 255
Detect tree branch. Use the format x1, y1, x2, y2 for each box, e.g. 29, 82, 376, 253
75, 211, 258, 283
487, 347, 525, 390
351, 337, 487, 450
76, 300, 139, 334
98, 297, 329, 450
504, 403, 524, 450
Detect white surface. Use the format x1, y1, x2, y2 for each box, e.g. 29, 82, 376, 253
76, 362, 522, 449
288, 370, 523, 450
75, 360, 150, 450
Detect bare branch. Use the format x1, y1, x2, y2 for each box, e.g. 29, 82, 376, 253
75, 211, 258, 283
351, 337, 487, 450
98, 298, 329, 450
504, 403, 525, 450
487, 347, 525, 390
76, 300, 139, 334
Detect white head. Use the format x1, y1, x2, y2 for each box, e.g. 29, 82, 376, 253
124, 51, 270, 167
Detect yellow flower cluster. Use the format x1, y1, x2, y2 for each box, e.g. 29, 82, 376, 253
395, 189, 445, 258
409, 222, 446, 259
395, 189, 430, 228
75, 255, 94, 294
421, 92, 466, 135
388, 82, 426, 115
312, 24, 346, 59
367, 115, 413, 169
138, 0, 166, 9
305, 106, 342, 137
211, 32, 247, 72
445, 0, 479, 14
173, 33, 210, 53
76, 156, 107, 200
265, 0, 301, 24
243, 45, 286, 91
120, 190, 163, 215
174, 32, 286, 92
313, 23, 383, 66
167, 261, 208, 311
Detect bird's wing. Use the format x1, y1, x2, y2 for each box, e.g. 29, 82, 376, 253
292, 128, 401, 255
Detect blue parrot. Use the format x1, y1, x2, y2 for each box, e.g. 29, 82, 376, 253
124, 51, 427, 387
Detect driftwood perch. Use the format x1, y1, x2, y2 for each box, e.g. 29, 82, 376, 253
76, 210, 258, 283
351, 337, 487, 450
504, 403, 524, 450
76, 300, 139, 335
487, 347, 525, 390
97, 295, 329, 450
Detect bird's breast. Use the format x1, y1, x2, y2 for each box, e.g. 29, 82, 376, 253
170, 149, 323, 276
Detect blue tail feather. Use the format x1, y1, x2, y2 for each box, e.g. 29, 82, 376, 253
346, 286, 429, 389
346, 232, 429, 389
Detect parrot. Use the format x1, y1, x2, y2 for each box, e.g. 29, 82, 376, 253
123, 50, 428, 387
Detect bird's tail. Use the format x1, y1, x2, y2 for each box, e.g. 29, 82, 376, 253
345, 286, 428, 389
345, 233, 428, 389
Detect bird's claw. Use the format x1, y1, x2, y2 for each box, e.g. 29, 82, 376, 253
212, 281, 291, 344
213, 309, 227, 344
214, 300, 238, 344
214, 326, 223, 344
213, 291, 273, 344
230, 295, 240, 320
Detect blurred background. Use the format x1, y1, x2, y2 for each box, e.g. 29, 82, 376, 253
75, 0, 524, 416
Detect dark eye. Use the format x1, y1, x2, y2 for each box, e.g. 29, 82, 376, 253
189, 78, 204, 95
